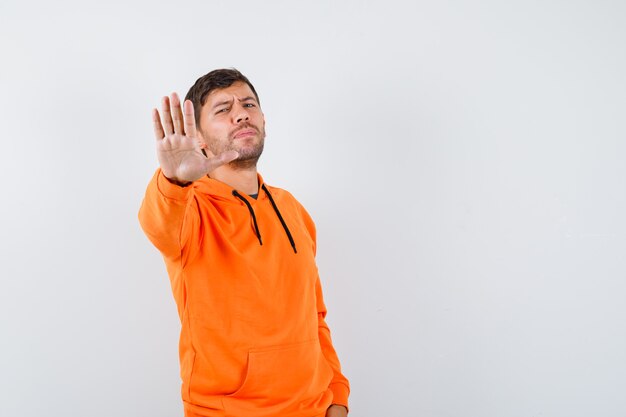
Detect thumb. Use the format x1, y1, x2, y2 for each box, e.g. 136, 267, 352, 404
205, 150, 239, 173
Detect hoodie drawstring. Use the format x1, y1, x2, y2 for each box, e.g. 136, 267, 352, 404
262, 184, 298, 254
232, 190, 263, 246
231, 186, 298, 254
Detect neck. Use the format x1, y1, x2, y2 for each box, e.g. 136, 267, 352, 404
209, 164, 259, 195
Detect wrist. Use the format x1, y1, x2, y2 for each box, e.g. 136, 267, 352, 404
164, 175, 192, 187
327, 404, 348, 415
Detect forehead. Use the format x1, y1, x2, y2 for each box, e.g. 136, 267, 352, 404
204, 81, 256, 106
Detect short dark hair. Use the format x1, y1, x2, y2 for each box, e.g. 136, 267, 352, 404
185, 68, 260, 125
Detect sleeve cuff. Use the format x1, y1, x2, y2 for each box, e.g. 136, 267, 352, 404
156, 169, 193, 201
329, 382, 350, 411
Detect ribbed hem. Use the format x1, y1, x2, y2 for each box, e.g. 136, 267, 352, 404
156, 169, 193, 200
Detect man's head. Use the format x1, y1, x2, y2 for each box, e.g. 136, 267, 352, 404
185, 68, 265, 169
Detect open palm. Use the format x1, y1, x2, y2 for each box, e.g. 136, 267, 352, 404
152, 93, 238, 185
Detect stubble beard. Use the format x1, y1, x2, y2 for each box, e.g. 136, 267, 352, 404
207, 125, 266, 170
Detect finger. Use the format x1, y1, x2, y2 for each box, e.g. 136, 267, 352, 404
170, 92, 185, 135
161, 96, 174, 135
184, 100, 198, 138
204, 150, 239, 173
152, 108, 165, 140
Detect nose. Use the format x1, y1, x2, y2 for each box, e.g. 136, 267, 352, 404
233, 104, 250, 124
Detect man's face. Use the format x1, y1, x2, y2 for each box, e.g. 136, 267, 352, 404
197, 81, 266, 169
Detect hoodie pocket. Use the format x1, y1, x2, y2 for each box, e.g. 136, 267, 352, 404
223, 339, 334, 413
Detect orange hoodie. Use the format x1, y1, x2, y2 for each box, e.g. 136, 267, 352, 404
138, 169, 350, 417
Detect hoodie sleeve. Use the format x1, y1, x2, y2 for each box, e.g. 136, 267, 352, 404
138, 168, 200, 262
316, 277, 351, 410
295, 199, 351, 410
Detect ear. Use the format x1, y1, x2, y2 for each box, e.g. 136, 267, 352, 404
195, 126, 209, 149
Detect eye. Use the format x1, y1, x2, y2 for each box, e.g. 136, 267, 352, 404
216, 107, 229, 114
243, 103, 255, 108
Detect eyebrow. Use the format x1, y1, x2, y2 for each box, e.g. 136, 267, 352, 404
211, 96, 258, 110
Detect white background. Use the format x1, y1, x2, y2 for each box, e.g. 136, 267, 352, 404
1, 1, 625, 416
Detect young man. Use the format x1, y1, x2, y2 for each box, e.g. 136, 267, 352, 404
138, 69, 350, 417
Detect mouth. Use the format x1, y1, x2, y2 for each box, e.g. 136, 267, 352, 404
232, 128, 257, 139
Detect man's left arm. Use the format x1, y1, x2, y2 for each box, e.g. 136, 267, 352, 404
316, 276, 350, 414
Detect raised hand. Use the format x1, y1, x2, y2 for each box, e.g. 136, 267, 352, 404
152, 93, 238, 185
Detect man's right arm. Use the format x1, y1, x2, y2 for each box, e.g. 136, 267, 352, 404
138, 92, 238, 260
138, 168, 196, 260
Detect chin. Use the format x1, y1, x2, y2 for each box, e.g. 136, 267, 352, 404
236, 143, 264, 158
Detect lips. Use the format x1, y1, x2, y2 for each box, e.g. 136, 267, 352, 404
233, 128, 257, 139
